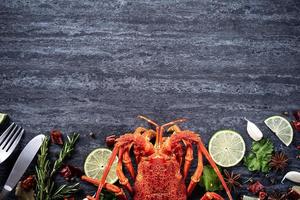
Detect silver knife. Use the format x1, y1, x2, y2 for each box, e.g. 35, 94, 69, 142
0, 134, 45, 200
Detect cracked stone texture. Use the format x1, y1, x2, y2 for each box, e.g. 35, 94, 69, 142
0, 0, 299, 199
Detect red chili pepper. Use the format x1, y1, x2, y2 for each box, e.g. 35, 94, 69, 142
248, 181, 264, 194
60, 164, 83, 181
50, 130, 63, 145
106, 135, 117, 147
21, 175, 36, 191
291, 121, 300, 132
259, 191, 267, 200
293, 110, 300, 121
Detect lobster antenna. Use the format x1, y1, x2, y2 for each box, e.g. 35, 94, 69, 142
138, 115, 163, 148
138, 116, 188, 148
159, 118, 187, 146
137, 115, 159, 127
161, 118, 187, 129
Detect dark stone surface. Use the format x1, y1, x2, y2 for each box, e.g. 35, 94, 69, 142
0, 0, 299, 199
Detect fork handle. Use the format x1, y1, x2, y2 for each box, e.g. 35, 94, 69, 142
0, 188, 10, 200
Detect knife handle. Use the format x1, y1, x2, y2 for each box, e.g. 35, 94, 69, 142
0, 188, 10, 200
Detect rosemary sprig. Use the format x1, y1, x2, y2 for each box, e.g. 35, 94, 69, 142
50, 133, 80, 178
35, 133, 80, 200
52, 183, 80, 199
35, 137, 50, 200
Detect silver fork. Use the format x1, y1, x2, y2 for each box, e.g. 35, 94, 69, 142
0, 123, 24, 164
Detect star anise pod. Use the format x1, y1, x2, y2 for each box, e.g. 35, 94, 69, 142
223, 169, 241, 192
269, 152, 288, 172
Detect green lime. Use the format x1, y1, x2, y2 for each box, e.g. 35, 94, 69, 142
208, 130, 246, 167
0, 113, 8, 126
242, 195, 259, 200
264, 115, 293, 146
84, 148, 118, 184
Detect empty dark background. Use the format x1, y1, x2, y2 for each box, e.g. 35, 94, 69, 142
0, 0, 299, 199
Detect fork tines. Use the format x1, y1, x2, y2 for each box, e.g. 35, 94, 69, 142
0, 123, 24, 152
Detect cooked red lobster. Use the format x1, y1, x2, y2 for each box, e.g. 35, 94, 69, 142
82, 116, 233, 200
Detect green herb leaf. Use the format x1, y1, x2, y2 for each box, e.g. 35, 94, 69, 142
35, 133, 80, 200
52, 183, 80, 199
200, 165, 223, 192
35, 137, 50, 200
244, 138, 274, 173
50, 133, 80, 178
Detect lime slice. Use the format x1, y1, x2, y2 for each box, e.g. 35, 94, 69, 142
208, 130, 246, 167
84, 148, 118, 184
264, 115, 293, 146
242, 195, 259, 200
0, 113, 8, 125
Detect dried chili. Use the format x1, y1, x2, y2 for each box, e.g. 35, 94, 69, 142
60, 164, 83, 181
106, 134, 117, 147
21, 175, 36, 191
50, 130, 63, 145
291, 121, 300, 132
248, 181, 264, 194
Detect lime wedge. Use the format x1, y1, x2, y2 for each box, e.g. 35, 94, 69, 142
264, 115, 293, 146
84, 148, 118, 184
0, 113, 8, 125
208, 130, 246, 167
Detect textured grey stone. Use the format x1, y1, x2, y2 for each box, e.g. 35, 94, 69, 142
0, 0, 299, 199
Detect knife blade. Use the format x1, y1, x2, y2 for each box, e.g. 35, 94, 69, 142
0, 134, 45, 199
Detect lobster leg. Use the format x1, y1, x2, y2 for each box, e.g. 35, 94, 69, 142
187, 147, 203, 196
117, 146, 134, 194
123, 145, 136, 179
93, 145, 119, 200
167, 124, 182, 133
134, 127, 147, 135
142, 129, 156, 141
133, 127, 156, 165
93, 134, 154, 200
133, 127, 146, 164
105, 183, 128, 200
198, 139, 232, 200
81, 176, 128, 200
183, 141, 194, 181
168, 125, 190, 173
173, 142, 184, 167
167, 131, 233, 200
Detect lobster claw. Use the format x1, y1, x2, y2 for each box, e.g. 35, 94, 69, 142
200, 192, 225, 200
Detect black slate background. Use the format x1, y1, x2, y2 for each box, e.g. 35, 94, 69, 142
0, 0, 300, 199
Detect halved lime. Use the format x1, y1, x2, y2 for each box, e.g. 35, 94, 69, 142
264, 115, 293, 146
208, 130, 246, 167
84, 148, 118, 184
0, 113, 8, 126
